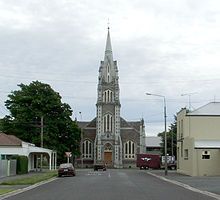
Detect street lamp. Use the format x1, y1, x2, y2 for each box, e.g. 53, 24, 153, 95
146, 93, 168, 176
79, 112, 83, 168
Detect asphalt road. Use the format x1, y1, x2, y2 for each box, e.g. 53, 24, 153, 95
3, 169, 217, 200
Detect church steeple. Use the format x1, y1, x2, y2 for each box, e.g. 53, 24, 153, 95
95, 26, 122, 168
104, 27, 113, 60
98, 27, 118, 84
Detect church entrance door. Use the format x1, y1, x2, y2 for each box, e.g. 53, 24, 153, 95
104, 152, 112, 166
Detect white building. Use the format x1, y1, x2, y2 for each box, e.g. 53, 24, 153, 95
0, 132, 57, 172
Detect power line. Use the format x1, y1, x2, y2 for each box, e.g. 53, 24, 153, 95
1, 72, 220, 86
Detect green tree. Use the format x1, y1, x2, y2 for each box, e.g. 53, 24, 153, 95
1, 81, 80, 163
158, 115, 177, 157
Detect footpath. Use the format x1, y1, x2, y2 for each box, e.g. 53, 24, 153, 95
148, 170, 220, 200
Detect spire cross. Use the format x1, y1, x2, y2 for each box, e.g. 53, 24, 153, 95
107, 18, 110, 30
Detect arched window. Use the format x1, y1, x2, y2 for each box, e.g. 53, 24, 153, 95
107, 64, 110, 83
103, 90, 113, 103
124, 141, 135, 159
82, 140, 93, 159
103, 114, 113, 132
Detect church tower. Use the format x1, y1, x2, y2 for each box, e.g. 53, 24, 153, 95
95, 27, 123, 168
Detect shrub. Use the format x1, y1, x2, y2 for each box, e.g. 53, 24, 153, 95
11, 155, 28, 174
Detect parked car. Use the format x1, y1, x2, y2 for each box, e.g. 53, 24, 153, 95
94, 163, 107, 171
58, 163, 75, 177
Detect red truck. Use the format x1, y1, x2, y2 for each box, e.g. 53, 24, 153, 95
136, 154, 177, 170
136, 154, 161, 169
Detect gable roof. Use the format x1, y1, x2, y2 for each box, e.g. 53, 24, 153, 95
145, 136, 161, 147
0, 132, 22, 146
188, 102, 220, 116
77, 117, 142, 133
77, 118, 97, 129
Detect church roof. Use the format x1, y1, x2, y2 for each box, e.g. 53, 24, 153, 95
120, 117, 141, 132
77, 118, 96, 129
77, 117, 141, 132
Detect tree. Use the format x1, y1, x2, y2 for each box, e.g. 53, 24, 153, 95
158, 115, 177, 157
1, 81, 81, 163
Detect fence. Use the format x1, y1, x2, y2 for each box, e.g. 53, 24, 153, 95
0, 160, 17, 178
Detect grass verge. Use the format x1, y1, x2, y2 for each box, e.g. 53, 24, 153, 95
0, 171, 57, 185
0, 189, 15, 195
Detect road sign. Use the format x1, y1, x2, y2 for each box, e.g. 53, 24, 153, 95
65, 152, 72, 157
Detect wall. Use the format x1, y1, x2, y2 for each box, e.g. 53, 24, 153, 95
177, 137, 195, 176
189, 116, 220, 140
0, 160, 16, 178
195, 149, 220, 176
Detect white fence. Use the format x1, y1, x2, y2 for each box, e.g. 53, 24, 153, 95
0, 160, 17, 178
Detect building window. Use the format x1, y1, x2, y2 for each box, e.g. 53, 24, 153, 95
107, 64, 110, 83
181, 142, 183, 157
82, 140, 93, 159
124, 141, 135, 159
184, 149, 188, 160
181, 120, 183, 138
103, 114, 113, 132
202, 151, 210, 159
178, 121, 180, 140
103, 90, 113, 103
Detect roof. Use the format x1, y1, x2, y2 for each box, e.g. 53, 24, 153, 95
145, 136, 161, 147
77, 118, 97, 129
77, 117, 142, 133
195, 140, 220, 148
0, 132, 22, 146
120, 117, 141, 132
188, 102, 220, 116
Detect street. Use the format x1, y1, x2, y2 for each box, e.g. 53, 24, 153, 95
3, 169, 217, 200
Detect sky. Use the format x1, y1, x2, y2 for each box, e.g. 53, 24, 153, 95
0, 0, 220, 136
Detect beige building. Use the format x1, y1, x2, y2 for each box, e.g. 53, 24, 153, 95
177, 102, 220, 176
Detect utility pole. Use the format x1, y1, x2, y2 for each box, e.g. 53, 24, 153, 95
40, 116, 44, 171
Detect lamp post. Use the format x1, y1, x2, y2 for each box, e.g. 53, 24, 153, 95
79, 112, 83, 168
40, 116, 43, 171
146, 93, 168, 175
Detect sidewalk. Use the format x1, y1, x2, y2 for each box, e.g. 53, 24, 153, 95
148, 170, 220, 197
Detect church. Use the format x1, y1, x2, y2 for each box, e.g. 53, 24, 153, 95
77, 28, 145, 168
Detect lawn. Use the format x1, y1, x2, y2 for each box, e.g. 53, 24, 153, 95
0, 171, 57, 185
0, 189, 15, 195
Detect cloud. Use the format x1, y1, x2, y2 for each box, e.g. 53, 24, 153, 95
0, 0, 220, 135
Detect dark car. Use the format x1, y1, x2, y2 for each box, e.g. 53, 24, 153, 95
58, 163, 75, 177
94, 164, 107, 171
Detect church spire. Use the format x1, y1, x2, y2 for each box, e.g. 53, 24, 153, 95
104, 27, 113, 61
